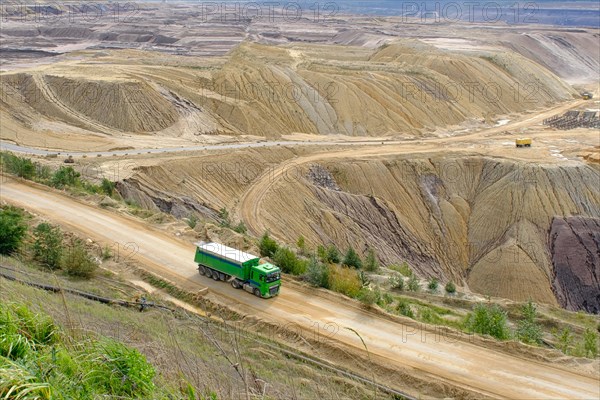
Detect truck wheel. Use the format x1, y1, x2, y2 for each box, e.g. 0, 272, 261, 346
231, 280, 240, 289
253, 288, 261, 298
219, 273, 225, 281
212, 270, 219, 281
198, 265, 206, 275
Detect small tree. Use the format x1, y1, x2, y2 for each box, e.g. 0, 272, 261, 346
273, 247, 303, 275
101, 178, 116, 196
516, 300, 543, 345
407, 274, 420, 292
464, 303, 510, 340
296, 235, 306, 255
343, 246, 362, 269
388, 273, 404, 291
317, 245, 328, 263
445, 281, 456, 294
258, 231, 278, 258
555, 327, 573, 354
0, 207, 27, 255
304, 256, 329, 288
428, 277, 439, 292
363, 248, 379, 272
326, 244, 340, 264
32, 223, 63, 270
583, 328, 598, 358
51, 166, 80, 188
62, 239, 98, 279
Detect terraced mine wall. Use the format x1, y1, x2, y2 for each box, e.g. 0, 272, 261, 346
119, 151, 600, 311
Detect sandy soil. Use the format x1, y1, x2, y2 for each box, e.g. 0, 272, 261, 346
237, 96, 597, 236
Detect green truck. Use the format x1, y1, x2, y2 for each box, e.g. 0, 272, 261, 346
194, 242, 281, 298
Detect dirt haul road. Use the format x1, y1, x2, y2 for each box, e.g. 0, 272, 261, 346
2, 179, 598, 399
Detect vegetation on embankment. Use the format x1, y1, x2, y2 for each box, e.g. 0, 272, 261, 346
258, 231, 599, 359
0, 203, 394, 399
0, 205, 100, 279
1, 301, 158, 399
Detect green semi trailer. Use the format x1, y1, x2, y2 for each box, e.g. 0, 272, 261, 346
194, 242, 281, 298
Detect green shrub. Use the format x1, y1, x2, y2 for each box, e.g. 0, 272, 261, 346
582, 328, 598, 358
326, 244, 341, 264
51, 166, 80, 188
419, 307, 443, 324
554, 327, 573, 354
100, 178, 115, 196
407, 274, 420, 292
187, 214, 199, 229
464, 303, 510, 340
379, 292, 394, 306
515, 301, 543, 345
318, 244, 341, 264
357, 287, 381, 307
80, 181, 102, 194
0, 152, 36, 179
427, 277, 439, 292
328, 265, 361, 298
62, 239, 98, 278
233, 221, 247, 234
101, 245, 112, 261
317, 245, 327, 263
363, 248, 379, 272
293, 258, 308, 276
304, 257, 329, 288
218, 207, 231, 227
32, 223, 63, 270
396, 299, 415, 319
358, 270, 371, 288
342, 246, 362, 269
36, 164, 52, 181
0, 207, 27, 255
388, 273, 404, 291
258, 231, 278, 258
389, 262, 412, 277
273, 247, 305, 275
445, 281, 456, 294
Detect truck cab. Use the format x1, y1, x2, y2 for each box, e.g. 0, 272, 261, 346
250, 263, 281, 298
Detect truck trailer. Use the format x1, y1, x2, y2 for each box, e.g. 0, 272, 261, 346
194, 242, 281, 298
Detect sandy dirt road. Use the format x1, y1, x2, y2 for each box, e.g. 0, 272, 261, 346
2, 179, 598, 399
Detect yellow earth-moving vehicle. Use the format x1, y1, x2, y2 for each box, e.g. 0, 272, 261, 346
516, 138, 532, 148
